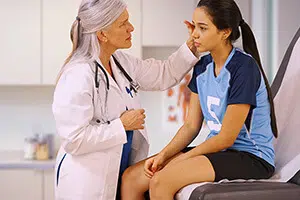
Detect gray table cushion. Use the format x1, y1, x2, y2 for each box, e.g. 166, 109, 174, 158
189, 182, 300, 200
290, 170, 300, 185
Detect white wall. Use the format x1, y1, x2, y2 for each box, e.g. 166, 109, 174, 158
141, 47, 183, 155
276, 0, 300, 73
1, 0, 299, 156
251, 0, 300, 81
0, 0, 255, 155
251, 0, 270, 77
0, 86, 58, 151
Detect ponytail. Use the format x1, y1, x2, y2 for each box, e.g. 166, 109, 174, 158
55, 17, 82, 84
240, 21, 278, 138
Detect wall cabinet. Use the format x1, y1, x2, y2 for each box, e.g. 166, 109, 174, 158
42, 0, 82, 85
0, 0, 81, 85
44, 169, 55, 200
0, 169, 43, 200
0, 1, 41, 85
0, 169, 55, 200
0, 0, 251, 85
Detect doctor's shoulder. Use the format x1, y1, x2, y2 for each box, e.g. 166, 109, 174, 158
113, 50, 141, 72
56, 62, 95, 90
114, 50, 136, 62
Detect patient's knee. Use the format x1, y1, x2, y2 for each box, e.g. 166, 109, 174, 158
149, 173, 163, 190
122, 166, 134, 182
122, 165, 140, 187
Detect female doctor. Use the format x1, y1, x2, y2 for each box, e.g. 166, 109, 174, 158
52, 0, 198, 199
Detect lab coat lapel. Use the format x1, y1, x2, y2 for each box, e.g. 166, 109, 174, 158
110, 56, 132, 104
93, 57, 123, 97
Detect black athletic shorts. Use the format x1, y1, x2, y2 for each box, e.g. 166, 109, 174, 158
182, 147, 275, 182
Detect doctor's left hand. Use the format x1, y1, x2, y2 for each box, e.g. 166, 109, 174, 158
120, 109, 146, 131
184, 20, 197, 56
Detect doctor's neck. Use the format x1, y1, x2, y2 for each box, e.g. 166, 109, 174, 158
99, 43, 117, 72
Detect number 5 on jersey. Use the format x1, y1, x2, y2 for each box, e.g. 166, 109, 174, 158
207, 96, 222, 131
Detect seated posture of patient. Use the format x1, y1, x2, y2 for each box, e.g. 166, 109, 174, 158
121, 0, 277, 199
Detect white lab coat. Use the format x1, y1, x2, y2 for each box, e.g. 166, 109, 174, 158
52, 43, 198, 200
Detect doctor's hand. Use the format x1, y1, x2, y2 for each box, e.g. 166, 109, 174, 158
144, 154, 166, 178
184, 20, 198, 57
120, 109, 146, 131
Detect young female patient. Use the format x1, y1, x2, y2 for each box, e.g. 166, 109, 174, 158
121, 0, 277, 199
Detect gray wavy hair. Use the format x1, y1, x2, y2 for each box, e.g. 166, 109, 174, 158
57, 0, 127, 81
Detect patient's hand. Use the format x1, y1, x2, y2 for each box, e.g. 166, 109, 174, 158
144, 154, 166, 178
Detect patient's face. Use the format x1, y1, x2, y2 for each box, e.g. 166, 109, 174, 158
191, 7, 224, 53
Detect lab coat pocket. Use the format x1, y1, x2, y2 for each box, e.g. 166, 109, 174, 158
56, 153, 67, 187
57, 152, 110, 198
55, 154, 72, 198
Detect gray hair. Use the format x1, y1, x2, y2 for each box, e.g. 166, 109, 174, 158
57, 0, 127, 82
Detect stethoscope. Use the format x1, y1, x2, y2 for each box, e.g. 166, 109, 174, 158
94, 55, 140, 124
94, 55, 140, 94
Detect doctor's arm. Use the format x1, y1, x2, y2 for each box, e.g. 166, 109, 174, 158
124, 42, 198, 91
52, 68, 143, 156
119, 21, 198, 91
136, 20, 198, 91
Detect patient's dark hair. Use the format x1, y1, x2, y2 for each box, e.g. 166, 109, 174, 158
197, 0, 278, 137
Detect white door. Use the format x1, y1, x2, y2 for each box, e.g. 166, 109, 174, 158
44, 169, 55, 200
0, 0, 41, 85
142, 0, 197, 47
0, 169, 43, 200
42, 0, 82, 85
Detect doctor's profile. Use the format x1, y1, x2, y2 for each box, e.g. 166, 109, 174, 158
122, 0, 277, 199
52, 0, 198, 199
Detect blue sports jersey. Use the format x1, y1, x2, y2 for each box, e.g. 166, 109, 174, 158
188, 47, 275, 166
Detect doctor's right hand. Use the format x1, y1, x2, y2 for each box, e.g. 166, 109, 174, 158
120, 109, 146, 131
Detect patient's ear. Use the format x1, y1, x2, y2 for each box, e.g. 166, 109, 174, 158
222, 28, 232, 41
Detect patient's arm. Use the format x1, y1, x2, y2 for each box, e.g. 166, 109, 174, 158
184, 104, 250, 159
160, 92, 203, 161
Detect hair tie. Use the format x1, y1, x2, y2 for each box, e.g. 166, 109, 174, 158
76, 16, 81, 42
239, 19, 245, 26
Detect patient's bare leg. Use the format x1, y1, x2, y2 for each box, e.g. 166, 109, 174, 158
149, 155, 215, 200
121, 153, 183, 200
